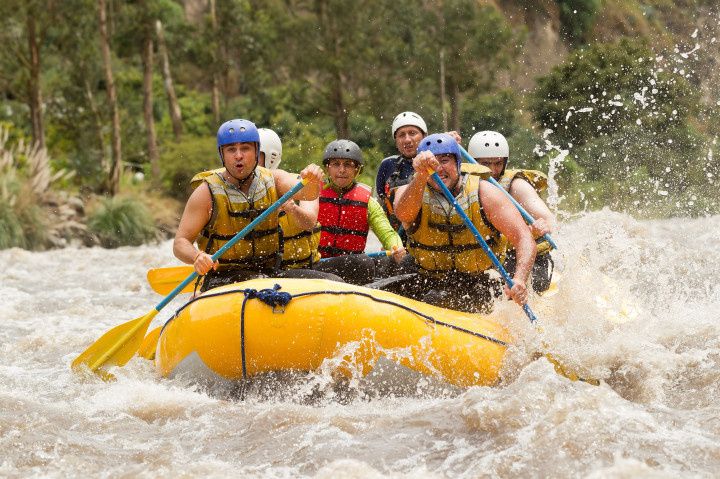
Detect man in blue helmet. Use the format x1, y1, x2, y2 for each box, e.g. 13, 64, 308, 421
173, 119, 338, 291
391, 133, 536, 313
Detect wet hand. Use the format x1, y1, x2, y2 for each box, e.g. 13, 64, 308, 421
193, 251, 218, 275
299, 163, 324, 188
504, 280, 528, 306
445, 130, 462, 143
412, 151, 438, 180
530, 218, 551, 238
280, 200, 297, 213
391, 245, 407, 264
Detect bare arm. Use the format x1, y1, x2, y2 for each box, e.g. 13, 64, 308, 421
479, 181, 536, 304
173, 184, 217, 274
282, 198, 319, 231
272, 164, 324, 201
393, 151, 438, 227
509, 178, 556, 237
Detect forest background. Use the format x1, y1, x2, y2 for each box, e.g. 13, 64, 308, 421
1, 0, 719, 250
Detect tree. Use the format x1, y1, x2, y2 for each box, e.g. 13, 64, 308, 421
209, 0, 221, 125
98, 0, 122, 195
281, 0, 389, 138
156, 19, 183, 140
419, 0, 517, 132
0, 0, 54, 149
557, 0, 602, 45
530, 38, 697, 148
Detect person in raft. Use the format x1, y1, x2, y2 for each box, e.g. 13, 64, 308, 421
467, 130, 556, 293
312, 139, 407, 285
257, 127, 328, 274
375, 111, 428, 241
173, 119, 340, 292
391, 133, 536, 313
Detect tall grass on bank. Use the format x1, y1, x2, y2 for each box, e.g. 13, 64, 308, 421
0, 126, 62, 250
87, 197, 158, 248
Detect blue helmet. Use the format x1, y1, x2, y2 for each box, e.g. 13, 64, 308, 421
416, 133, 461, 169
216, 119, 260, 164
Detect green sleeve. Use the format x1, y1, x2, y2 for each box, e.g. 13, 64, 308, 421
367, 197, 403, 250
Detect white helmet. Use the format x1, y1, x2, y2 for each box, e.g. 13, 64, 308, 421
258, 128, 282, 169
468, 131, 509, 159
391, 111, 427, 138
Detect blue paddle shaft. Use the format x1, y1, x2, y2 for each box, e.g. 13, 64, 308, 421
459, 147, 558, 251
155, 179, 308, 311
430, 172, 538, 323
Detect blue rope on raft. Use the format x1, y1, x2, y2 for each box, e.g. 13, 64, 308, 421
241, 284, 293, 309
239, 284, 293, 378
169, 283, 508, 354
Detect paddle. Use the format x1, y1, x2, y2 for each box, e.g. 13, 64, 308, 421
71, 178, 310, 376
146, 250, 392, 295
429, 170, 537, 322
458, 146, 558, 251
429, 170, 598, 384
146, 265, 195, 295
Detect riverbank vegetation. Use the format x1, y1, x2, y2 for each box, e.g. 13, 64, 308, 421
1, 0, 718, 250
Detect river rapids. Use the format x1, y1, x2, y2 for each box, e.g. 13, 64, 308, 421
2, 210, 720, 477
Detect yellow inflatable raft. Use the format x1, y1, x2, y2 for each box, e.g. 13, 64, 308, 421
155, 278, 511, 387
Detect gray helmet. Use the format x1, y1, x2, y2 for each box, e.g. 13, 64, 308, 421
322, 139, 363, 166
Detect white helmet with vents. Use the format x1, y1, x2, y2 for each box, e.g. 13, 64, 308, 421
258, 128, 282, 169
468, 131, 509, 158
391, 111, 427, 138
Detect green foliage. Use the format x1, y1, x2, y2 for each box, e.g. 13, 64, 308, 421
461, 90, 521, 140
174, 88, 214, 137
531, 38, 698, 148
159, 135, 216, 201
430, 2, 517, 93
0, 130, 51, 249
1, 0, 717, 227
556, 124, 716, 217
0, 181, 48, 250
557, 0, 602, 44
87, 196, 157, 248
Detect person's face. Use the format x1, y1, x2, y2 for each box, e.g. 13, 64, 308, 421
395, 126, 424, 158
326, 158, 360, 188
258, 151, 266, 167
477, 157, 506, 179
431, 154, 459, 190
221, 142, 257, 179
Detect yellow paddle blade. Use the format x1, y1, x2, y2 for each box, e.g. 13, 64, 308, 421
71, 309, 158, 376
147, 265, 195, 295
138, 326, 161, 361
544, 353, 600, 386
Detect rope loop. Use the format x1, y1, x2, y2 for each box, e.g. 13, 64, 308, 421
242, 284, 292, 310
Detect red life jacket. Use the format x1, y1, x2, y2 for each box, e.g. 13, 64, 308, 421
318, 182, 371, 257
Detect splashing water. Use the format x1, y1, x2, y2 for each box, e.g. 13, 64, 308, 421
2, 210, 720, 477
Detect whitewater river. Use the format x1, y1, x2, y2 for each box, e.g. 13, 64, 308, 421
2, 210, 720, 477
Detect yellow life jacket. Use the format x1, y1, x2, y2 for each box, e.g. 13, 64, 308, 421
498, 169, 548, 193
279, 207, 321, 269
407, 174, 507, 277
191, 167, 280, 272
498, 168, 552, 256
